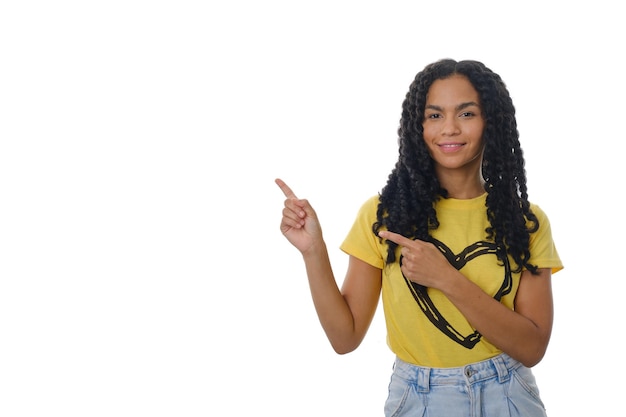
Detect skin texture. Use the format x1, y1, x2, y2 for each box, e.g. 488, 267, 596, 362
276, 76, 553, 368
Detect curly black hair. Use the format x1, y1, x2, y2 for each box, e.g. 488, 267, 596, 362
373, 59, 538, 274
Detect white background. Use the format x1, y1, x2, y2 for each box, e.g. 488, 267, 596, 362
1, 1, 624, 416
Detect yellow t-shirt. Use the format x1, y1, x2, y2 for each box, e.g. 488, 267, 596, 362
340, 193, 563, 367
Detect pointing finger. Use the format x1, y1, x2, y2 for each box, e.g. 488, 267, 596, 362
378, 231, 414, 247
275, 178, 298, 199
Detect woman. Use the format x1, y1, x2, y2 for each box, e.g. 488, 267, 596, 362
276, 59, 562, 416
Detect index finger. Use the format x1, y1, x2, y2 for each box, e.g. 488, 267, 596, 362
275, 178, 298, 199
378, 230, 414, 247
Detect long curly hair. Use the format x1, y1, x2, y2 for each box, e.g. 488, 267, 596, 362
373, 59, 538, 274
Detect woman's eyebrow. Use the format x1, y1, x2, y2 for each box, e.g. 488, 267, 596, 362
424, 101, 480, 112
456, 101, 480, 111
425, 104, 443, 112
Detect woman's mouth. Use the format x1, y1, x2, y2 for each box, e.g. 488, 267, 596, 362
438, 143, 465, 153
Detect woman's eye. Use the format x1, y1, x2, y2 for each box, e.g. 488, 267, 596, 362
427, 113, 441, 119
460, 112, 474, 117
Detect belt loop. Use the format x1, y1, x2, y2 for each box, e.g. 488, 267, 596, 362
492, 355, 510, 383
417, 367, 431, 393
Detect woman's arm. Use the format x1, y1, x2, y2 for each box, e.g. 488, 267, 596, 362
379, 230, 553, 367
277, 179, 382, 354
440, 267, 553, 367
303, 249, 382, 354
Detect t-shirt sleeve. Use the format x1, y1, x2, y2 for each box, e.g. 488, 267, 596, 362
529, 204, 564, 274
340, 196, 386, 269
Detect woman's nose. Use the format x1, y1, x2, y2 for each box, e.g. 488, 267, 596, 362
441, 117, 460, 136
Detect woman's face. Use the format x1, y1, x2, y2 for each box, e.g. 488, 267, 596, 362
422, 74, 485, 178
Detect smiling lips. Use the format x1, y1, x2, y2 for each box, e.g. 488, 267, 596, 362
438, 143, 465, 153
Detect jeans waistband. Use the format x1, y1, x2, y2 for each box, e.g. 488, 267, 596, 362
393, 353, 522, 392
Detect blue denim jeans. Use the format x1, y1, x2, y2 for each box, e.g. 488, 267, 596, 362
384, 354, 547, 417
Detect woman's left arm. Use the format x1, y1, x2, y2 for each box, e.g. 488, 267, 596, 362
443, 267, 553, 367
379, 230, 553, 367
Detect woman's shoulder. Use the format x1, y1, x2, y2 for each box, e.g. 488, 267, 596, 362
357, 194, 381, 213
529, 202, 550, 223
528, 201, 558, 243
348, 195, 381, 223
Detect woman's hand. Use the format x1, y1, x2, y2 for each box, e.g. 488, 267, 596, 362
275, 178, 323, 254
378, 230, 456, 290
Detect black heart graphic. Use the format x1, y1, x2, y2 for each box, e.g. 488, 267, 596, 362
401, 237, 512, 349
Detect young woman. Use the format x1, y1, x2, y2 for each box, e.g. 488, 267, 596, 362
276, 59, 563, 417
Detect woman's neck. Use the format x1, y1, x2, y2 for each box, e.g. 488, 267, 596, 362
436, 169, 485, 199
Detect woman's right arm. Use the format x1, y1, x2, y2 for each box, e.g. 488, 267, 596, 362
276, 178, 382, 353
